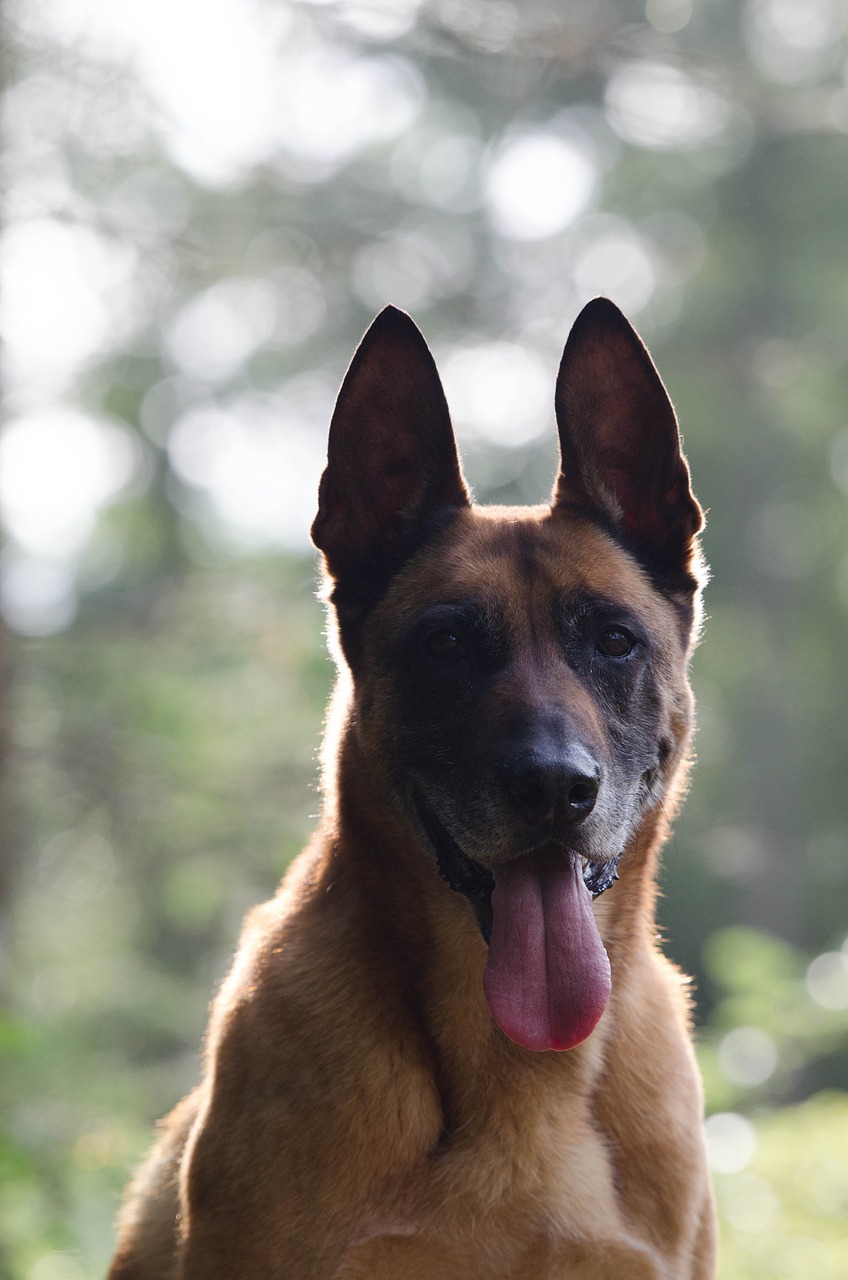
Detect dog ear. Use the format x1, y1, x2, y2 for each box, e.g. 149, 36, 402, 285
311, 307, 469, 588
553, 298, 703, 579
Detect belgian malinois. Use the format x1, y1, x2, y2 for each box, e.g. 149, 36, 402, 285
109, 298, 716, 1278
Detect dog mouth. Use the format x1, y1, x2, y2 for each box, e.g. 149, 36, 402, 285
413, 792, 620, 935
413, 794, 618, 1053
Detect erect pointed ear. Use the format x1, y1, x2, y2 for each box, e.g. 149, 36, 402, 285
311, 307, 469, 594
554, 298, 703, 584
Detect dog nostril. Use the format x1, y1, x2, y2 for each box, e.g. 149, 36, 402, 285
511, 777, 547, 815
566, 778, 598, 818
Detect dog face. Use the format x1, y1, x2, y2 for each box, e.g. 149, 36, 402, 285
312, 299, 704, 1051
359, 507, 695, 877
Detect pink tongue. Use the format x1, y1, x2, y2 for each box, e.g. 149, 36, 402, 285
482, 850, 611, 1052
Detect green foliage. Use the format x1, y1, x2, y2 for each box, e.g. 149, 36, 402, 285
699, 926, 848, 1108
715, 1094, 848, 1280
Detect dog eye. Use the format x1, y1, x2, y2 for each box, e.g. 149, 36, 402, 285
596, 627, 634, 658
424, 630, 465, 661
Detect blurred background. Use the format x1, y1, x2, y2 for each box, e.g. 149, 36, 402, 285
1, 0, 848, 1275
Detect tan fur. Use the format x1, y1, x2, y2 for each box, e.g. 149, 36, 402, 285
109, 304, 716, 1279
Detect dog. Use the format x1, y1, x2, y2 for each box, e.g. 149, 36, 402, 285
108, 298, 716, 1279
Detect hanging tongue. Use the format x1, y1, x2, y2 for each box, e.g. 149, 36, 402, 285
482, 849, 611, 1052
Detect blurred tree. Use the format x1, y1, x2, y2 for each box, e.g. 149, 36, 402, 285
0, 610, 10, 985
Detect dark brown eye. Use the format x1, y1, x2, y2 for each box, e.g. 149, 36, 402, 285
596, 627, 634, 658
425, 630, 464, 661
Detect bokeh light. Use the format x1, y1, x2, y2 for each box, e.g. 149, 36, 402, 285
605, 61, 732, 150
718, 1026, 779, 1087
705, 1112, 758, 1174
167, 379, 332, 549
440, 343, 552, 447
484, 131, 596, 240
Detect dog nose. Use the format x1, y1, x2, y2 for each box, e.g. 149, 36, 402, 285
503, 748, 600, 826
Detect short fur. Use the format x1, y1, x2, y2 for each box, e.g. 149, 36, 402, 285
109, 299, 716, 1279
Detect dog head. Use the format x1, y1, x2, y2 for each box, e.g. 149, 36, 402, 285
312, 300, 705, 1050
